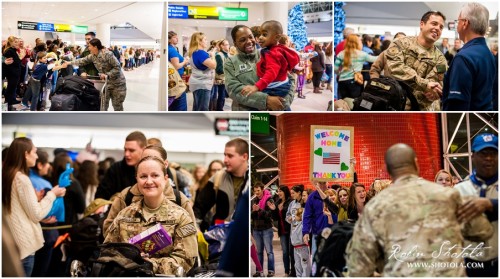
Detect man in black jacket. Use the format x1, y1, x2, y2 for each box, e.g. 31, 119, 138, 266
95, 131, 147, 200
193, 138, 249, 231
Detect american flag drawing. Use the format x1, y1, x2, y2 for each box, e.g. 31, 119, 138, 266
323, 152, 340, 164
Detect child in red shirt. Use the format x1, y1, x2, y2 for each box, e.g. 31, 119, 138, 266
241, 20, 299, 108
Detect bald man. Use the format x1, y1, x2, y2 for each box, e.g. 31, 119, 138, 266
346, 143, 493, 276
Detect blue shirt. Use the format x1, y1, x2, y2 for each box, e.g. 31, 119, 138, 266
442, 37, 496, 111
29, 169, 53, 192
32, 62, 51, 80
192, 50, 210, 71
168, 44, 185, 76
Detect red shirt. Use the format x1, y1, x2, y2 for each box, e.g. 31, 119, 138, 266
334, 40, 347, 56
255, 44, 300, 91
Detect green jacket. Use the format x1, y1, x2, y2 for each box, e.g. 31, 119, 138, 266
224, 49, 294, 111
79, 47, 99, 76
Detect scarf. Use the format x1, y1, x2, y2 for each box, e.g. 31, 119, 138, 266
258, 189, 272, 210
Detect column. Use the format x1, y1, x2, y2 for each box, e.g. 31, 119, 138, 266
264, 2, 289, 32
96, 23, 111, 47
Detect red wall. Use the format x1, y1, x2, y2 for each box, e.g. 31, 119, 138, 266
277, 113, 442, 189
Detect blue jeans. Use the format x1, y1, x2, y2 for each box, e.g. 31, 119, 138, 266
215, 84, 227, 111
280, 234, 291, 274
325, 64, 333, 83
311, 234, 319, 261
22, 77, 42, 111
22, 254, 35, 276
253, 228, 275, 272
263, 81, 290, 98
169, 91, 187, 111
192, 89, 210, 111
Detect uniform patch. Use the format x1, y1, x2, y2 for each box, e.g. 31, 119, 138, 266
177, 222, 197, 237
387, 47, 399, 56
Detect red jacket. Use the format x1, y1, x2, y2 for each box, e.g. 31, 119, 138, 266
255, 44, 300, 91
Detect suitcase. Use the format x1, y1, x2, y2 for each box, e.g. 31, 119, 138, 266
50, 75, 102, 111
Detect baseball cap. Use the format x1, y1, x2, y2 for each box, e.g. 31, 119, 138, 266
83, 198, 113, 218
472, 133, 498, 152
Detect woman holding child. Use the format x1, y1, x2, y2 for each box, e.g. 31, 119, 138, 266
224, 25, 295, 111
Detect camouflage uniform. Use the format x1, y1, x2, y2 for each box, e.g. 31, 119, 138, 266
79, 47, 99, 77
103, 180, 195, 236
346, 175, 493, 277
385, 36, 448, 111
73, 50, 127, 111
104, 197, 198, 275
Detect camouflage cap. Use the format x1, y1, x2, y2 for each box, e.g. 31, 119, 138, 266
84, 198, 113, 218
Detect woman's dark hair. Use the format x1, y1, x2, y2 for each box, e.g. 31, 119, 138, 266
89, 39, 105, 50
362, 34, 373, 47
314, 43, 322, 53
349, 183, 366, 207
76, 160, 98, 194
2, 138, 34, 213
50, 153, 74, 186
291, 185, 304, 195
231, 25, 249, 42
48, 43, 58, 53
34, 43, 47, 52
198, 159, 224, 191
31, 149, 49, 174
279, 185, 291, 201
381, 40, 392, 52
168, 31, 177, 40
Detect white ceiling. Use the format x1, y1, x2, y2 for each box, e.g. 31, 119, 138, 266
2, 2, 164, 40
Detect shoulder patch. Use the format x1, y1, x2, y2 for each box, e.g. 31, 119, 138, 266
387, 47, 399, 56
177, 222, 197, 237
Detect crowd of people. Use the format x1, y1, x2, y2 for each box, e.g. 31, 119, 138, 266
334, 2, 498, 111
2, 32, 157, 111
2, 132, 250, 277
168, 23, 333, 111
251, 133, 498, 277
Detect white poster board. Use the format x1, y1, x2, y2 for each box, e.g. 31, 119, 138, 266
310, 125, 354, 182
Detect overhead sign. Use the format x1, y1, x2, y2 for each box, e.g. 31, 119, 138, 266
168, 5, 188, 19
168, 5, 248, 21
18, 21, 87, 34
251, 113, 270, 135
218, 8, 248, 21
310, 125, 354, 182
189, 6, 219, 19
215, 118, 249, 137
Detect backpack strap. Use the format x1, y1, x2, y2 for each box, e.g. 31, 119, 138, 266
125, 187, 134, 206
169, 167, 179, 188
406, 90, 420, 111
173, 186, 181, 207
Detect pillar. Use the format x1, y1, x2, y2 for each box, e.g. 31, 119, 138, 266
96, 23, 111, 47
264, 2, 289, 32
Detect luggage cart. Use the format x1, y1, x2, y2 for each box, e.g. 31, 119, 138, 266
87, 75, 108, 111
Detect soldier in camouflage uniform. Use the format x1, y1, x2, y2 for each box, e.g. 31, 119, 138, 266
346, 143, 493, 277
66, 38, 127, 111
104, 156, 198, 275
384, 11, 448, 111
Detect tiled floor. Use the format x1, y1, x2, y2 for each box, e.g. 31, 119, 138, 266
7, 60, 160, 112
185, 82, 332, 112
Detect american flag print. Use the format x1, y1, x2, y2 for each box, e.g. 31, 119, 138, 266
323, 152, 340, 164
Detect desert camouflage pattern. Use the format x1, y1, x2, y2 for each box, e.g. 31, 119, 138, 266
104, 198, 198, 275
385, 36, 447, 111
347, 175, 493, 277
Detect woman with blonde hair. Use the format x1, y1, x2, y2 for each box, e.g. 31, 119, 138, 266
334, 34, 377, 99
2, 36, 22, 110
188, 32, 216, 111
434, 169, 453, 187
